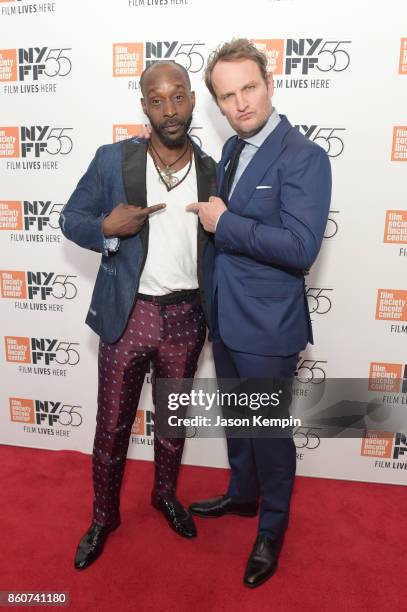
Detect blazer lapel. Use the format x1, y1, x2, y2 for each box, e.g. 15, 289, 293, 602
122, 137, 216, 207
193, 143, 217, 253
194, 143, 217, 202
217, 136, 238, 195
122, 138, 148, 207
121, 139, 216, 267
229, 116, 293, 213
121, 138, 149, 255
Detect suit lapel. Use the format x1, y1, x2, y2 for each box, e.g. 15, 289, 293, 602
122, 138, 148, 207
122, 138, 216, 276
122, 137, 216, 206
193, 143, 217, 253
121, 138, 216, 269
229, 116, 293, 213
217, 136, 238, 195
194, 144, 217, 203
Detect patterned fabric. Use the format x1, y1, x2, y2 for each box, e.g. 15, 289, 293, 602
92, 295, 206, 527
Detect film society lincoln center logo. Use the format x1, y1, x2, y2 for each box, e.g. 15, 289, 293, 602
0, 46, 71, 94
0, 200, 63, 245
369, 362, 407, 394
391, 127, 407, 161
384, 210, 407, 246
113, 41, 206, 79
9, 397, 82, 432
361, 432, 407, 468
375, 289, 407, 332
252, 38, 351, 88
0, 126, 73, 166
4, 336, 80, 369
113, 124, 143, 143
0, 270, 77, 305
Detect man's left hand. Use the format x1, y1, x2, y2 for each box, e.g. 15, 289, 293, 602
186, 196, 227, 233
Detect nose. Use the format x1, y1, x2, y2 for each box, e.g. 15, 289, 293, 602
162, 99, 177, 117
235, 92, 249, 113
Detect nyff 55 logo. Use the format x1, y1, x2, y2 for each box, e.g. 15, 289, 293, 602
10, 397, 82, 427
113, 41, 206, 77
0, 271, 77, 300
0, 126, 73, 157
295, 125, 345, 158
253, 39, 351, 75
0, 47, 72, 82
5, 336, 80, 365
0, 200, 63, 231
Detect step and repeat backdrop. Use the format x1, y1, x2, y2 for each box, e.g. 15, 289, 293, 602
1, 0, 406, 485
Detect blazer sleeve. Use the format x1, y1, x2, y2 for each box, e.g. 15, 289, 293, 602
215, 145, 332, 270
59, 146, 107, 253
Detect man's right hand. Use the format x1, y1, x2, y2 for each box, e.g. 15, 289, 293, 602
102, 203, 166, 238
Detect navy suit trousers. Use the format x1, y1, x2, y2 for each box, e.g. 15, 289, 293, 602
213, 327, 299, 539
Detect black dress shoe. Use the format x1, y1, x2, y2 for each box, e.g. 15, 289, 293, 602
189, 495, 258, 518
74, 521, 119, 570
152, 495, 197, 538
243, 534, 283, 588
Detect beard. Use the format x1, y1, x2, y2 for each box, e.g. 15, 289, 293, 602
148, 113, 193, 147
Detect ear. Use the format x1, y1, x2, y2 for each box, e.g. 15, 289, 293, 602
191, 90, 196, 109
141, 97, 147, 115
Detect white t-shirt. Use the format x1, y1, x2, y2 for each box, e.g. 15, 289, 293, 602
138, 154, 199, 296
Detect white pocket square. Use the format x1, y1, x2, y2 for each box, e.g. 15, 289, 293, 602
256, 185, 272, 189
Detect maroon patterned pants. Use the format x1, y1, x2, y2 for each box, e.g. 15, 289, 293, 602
92, 295, 206, 528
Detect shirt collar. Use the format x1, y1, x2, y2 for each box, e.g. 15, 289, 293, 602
243, 108, 281, 149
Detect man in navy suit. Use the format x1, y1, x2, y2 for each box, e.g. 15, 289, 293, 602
60, 61, 216, 569
187, 39, 332, 587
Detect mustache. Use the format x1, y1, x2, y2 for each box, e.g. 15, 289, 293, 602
159, 119, 186, 129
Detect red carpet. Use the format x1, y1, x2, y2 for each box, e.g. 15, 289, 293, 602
1, 445, 406, 612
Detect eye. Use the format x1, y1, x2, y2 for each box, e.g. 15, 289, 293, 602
245, 84, 255, 91
175, 94, 184, 102
151, 99, 161, 106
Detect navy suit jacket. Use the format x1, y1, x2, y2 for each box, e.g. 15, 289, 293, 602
60, 138, 217, 344
214, 115, 332, 356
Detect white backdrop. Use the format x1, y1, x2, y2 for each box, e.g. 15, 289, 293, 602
1, 0, 406, 485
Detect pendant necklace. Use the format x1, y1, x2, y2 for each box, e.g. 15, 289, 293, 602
148, 140, 192, 191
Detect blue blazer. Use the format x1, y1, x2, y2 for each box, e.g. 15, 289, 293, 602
60, 138, 217, 344
214, 115, 332, 356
